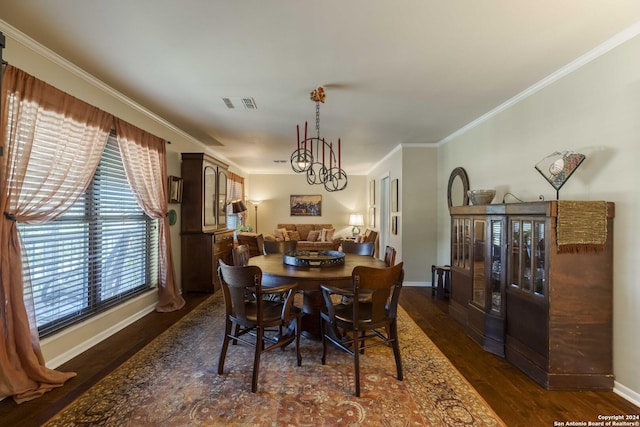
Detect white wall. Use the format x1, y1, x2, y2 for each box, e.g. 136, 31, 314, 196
437, 34, 640, 402
367, 148, 401, 261
367, 145, 438, 284
403, 146, 438, 283
246, 174, 367, 238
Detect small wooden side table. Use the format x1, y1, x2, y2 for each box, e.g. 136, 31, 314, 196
431, 265, 450, 300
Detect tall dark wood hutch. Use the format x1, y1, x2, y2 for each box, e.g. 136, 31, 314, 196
180, 153, 234, 293
450, 201, 614, 390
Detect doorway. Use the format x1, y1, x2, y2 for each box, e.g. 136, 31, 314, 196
380, 174, 390, 259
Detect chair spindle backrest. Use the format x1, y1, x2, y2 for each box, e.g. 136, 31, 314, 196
263, 239, 298, 254
218, 260, 262, 321
342, 240, 375, 256
352, 262, 404, 322
384, 245, 397, 266
233, 244, 251, 266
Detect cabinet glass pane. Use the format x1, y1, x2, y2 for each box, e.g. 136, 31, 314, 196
522, 221, 532, 291
463, 219, 471, 270
217, 172, 227, 226
533, 221, 546, 296
472, 220, 486, 307
452, 219, 461, 267
510, 221, 520, 288
490, 219, 502, 313
204, 166, 216, 227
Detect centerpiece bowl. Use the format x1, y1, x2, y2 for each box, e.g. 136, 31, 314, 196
467, 189, 496, 205
283, 250, 345, 267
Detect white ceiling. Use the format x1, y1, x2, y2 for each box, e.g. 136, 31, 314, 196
2, 1, 640, 174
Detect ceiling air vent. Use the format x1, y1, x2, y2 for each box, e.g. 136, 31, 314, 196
222, 98, 234, 109
222, 97, 257, 110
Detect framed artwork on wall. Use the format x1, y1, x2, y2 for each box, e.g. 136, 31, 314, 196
168, 176, 183, 203
369, 206, 376, 228
369, 180, 376, 206
391, 215, 398, 235
391, 178, 399, 212
290, 194, 322, 216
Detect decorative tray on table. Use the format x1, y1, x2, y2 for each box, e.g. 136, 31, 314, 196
283, 250, 345, 267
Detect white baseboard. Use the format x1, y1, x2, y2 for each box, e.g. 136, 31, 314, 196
403, 281, 431, 287
614, 381, 640, 408
42, 299, 157, 369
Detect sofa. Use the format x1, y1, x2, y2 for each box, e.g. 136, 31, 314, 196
264, 223, 342, 251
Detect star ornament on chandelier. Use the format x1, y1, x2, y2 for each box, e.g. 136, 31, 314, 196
310, 86, 326, 103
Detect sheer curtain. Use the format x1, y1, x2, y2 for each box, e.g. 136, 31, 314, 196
115, 119, 185, 312
227, 171, 245, 229
0, 65, 112, 403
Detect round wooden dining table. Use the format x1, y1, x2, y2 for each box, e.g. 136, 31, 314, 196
248, 253, 386, 339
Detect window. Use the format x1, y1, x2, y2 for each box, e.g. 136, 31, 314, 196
19, 135, 158, 337
226, 172, 245, 230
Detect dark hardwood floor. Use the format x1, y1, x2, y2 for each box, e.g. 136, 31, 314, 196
1, 287, 638, 426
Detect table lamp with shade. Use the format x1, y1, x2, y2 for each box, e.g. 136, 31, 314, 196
348, 213, 364, 236
232, 200, 248, 230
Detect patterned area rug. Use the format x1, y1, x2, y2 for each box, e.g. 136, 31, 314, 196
45, 293, 505, 426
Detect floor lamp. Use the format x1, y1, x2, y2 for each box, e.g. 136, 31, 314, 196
249, 200, 262, 233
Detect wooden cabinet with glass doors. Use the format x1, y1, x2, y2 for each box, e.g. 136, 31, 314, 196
505, 201, 614, 390
180, 153, 233, 293
468, 216, 506, 356
451, 201, 614, 390
449, 215, 472, 326
450, 205, 506, 357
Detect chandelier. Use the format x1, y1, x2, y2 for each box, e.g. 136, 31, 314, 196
290, 86, 347, 192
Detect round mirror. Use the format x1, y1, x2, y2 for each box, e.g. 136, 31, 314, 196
447, 167, 469, 210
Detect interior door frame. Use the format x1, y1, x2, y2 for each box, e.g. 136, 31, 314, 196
379, 173, 390, 259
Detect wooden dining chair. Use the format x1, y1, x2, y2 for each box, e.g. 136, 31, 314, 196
341, 240, 375, 257
236, 233, 265, 258
319, 262, 404, 397
384, 245, 397, 266
263, 239, 298, 255
233, 244, 251, 266
217, 260, 302, 393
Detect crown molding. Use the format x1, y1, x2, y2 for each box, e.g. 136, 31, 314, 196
366, 144, 403, 175
0, 19, 240, 170
439, 21, 640, 145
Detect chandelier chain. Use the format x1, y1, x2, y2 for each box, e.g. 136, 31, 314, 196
315, 102, 321, 139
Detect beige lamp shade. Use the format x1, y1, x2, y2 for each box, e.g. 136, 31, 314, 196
349, 213, 364, 236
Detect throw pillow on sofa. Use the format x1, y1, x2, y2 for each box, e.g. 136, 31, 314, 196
307, 230, 320, 242
275, 228, 290, 241
320, 228, 335, 242
287, 230, 301, 241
